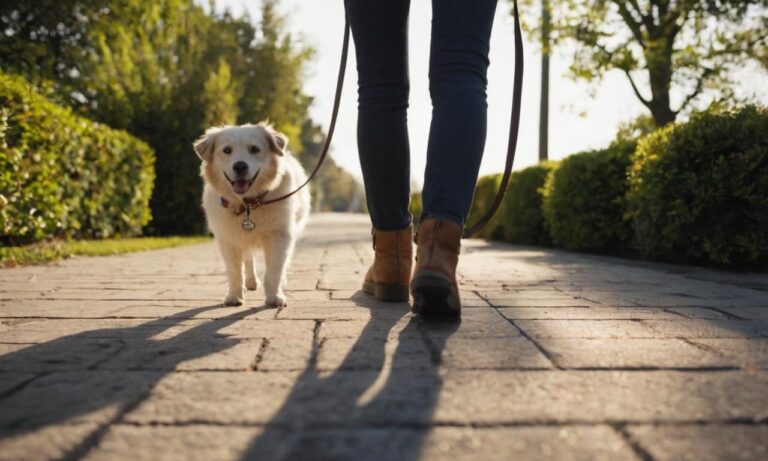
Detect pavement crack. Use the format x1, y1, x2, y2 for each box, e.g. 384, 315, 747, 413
612, 424, 656, 461
503, 318, 563, 370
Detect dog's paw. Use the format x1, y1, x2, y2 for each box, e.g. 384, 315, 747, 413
223, 294, 243, 306
265, 293, 287, 307
245, 277, 259, 291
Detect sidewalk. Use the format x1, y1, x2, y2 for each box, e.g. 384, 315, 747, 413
1, 212, 766, 460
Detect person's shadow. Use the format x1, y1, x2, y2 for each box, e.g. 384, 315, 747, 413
0, 295, 459, 461
241, 291, 460, 461
0, 304, 270, 435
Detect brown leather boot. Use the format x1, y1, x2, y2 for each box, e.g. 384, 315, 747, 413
362, 226, 413, 301
411, 218, 462, 317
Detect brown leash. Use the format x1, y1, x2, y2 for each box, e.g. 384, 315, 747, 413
251, 1, 523, 240
248, 18, 350, 209
461, 0, 524, 239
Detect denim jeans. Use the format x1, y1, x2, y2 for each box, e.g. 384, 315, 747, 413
345, 0, 498, 231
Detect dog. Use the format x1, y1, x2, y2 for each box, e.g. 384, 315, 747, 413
194, 122, 310, 307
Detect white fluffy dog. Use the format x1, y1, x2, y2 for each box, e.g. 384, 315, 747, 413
194, 122, 310, 307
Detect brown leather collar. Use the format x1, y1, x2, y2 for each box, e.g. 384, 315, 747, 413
220, 191, 268, 216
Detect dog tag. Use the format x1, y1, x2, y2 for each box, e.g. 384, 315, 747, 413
242, 205, 256, 231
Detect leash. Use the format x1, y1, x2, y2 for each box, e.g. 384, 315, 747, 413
250, 1, 523, 240
249, 18, 350, 209
462, 0, 524, 239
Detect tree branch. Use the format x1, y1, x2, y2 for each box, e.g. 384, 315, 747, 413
674, 67, 713, 114
624, 68, 652, 109
614, 1, 646, 48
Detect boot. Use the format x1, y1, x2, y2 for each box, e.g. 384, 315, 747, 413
411, 218, 462, 317
362, 226, 412, 301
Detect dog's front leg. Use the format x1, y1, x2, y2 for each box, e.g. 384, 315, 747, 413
263, 232, 294, 307
218, 240, 244, 306
245, 252, 260, 291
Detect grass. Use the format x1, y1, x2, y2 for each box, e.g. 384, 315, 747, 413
1, 236, 211, 267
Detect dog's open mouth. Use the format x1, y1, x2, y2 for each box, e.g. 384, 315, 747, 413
223, 169, 260, 195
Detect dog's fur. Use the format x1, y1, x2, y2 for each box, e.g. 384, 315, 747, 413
194, 122, 309, 307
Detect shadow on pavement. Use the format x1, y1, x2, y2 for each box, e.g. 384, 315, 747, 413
0, 304, 270, 446
241, 291, 460, 461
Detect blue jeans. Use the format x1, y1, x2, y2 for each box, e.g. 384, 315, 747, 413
345, 0, 498, 230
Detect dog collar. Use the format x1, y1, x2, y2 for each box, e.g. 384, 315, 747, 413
219, 191, 269, 216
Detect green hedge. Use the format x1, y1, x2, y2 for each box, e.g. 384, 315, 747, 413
498, 163, 557, 245
627, 105, 768, 269
0, 73, 155, 244
542, 141, 635, 253
409, 191, 422, 222
466, 174, 504, 239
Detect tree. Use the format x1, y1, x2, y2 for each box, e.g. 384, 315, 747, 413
297, 120, 365, 213
513, 0, 768, 126
539, 0, 551, 160
1, 0, 320, 234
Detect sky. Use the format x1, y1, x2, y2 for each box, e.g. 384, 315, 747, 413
214, 0, 768, 187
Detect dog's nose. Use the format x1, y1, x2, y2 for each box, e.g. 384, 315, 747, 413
233, 161, 248, 175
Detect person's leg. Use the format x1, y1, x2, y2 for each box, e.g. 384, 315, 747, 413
412, 0, 498, 317
346, 0, 413, 302
421, 0, 498, 227
344, 0, 412, 231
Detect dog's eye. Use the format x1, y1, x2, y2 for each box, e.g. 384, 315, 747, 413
223, 146, 232, 155
249, 145, 260, 154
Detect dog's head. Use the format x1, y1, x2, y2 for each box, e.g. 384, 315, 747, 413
194, 122, 287, 196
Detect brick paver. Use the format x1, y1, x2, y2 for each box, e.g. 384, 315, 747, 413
1, 213, 767, 460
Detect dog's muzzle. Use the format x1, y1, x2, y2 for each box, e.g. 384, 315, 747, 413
224, 169, 260, 195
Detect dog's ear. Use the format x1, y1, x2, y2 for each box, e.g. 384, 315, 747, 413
193, 131, 217, 162
265, 127, 287, 156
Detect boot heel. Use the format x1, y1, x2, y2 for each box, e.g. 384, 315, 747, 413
363, 281, 409, 302
410, 270, 460, 317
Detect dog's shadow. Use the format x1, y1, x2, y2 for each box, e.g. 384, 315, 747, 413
0, 304, 270, 437
241, 290, 460, 460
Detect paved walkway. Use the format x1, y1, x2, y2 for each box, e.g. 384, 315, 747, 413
1, 213, 767, 461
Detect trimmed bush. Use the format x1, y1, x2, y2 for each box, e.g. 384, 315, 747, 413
499, 163, 557, 245
466, 174, 504, 239
627, 105, 768, 269
0, 73, 155, 244
409, 191, 422, 222
542, 141, 635, 253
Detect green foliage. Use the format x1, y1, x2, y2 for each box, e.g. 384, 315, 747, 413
409, 192, 422, 222
0, 0, 315, 235
542, 142, 635, 253
297, 120, 365, 213
627, 105, 768, 269
466, 174, 504, 239
510, 0, 768, 126
0, 72, 155, 245
499, 163, 558, 245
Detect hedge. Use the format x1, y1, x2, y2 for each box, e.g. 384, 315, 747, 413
627, 105, 768, 269
542, 141, 635, 253
409, 191, 422, 223
0, 73, 155, 245
466, 174, 504, 239
498, 163, 557, 245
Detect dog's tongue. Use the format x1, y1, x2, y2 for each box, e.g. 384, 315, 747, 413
232, 179, 251, 195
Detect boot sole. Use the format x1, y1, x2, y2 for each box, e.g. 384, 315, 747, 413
362, 281, 410, 302
410, 270, 461, 317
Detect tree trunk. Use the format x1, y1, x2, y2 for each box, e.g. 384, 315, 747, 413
539, 0, 550, 161
645, 35, 676, 127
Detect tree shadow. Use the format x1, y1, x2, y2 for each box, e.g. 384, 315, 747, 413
0, 304, 270, 437
241, 291, 460, 460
